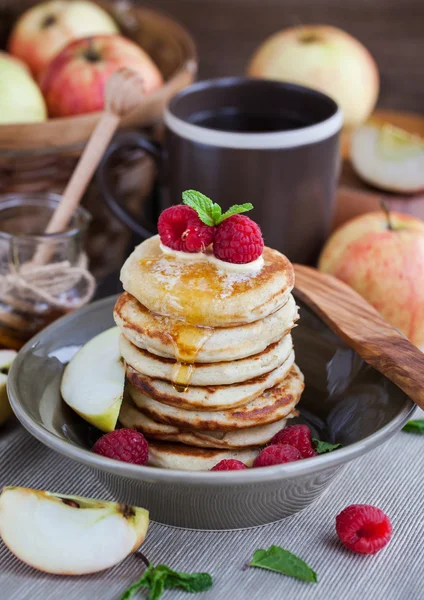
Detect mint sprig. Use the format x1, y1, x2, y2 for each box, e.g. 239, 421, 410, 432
182, 189, 253, 226
312, 438, 342, 454
249, 545, 317, 583
402, 419, 424, 434
120, 564, 213, 600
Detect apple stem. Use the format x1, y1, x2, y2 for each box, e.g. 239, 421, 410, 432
84, 37, 100, 63
135, 552, 150, 567
380, 199, 393, 230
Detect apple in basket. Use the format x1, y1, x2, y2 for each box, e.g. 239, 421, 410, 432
40, 34, 164, 117
0, 52, 47, 124
8, 0, 119, 80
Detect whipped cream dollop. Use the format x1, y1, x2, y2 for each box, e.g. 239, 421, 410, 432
159, 242, 264, 273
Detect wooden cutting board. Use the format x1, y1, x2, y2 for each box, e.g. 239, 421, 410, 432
334, 109, 424, 230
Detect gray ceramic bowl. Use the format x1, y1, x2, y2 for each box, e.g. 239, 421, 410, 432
8, 296, 414, 530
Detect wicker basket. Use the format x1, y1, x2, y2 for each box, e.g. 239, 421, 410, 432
0, 1, 197, 278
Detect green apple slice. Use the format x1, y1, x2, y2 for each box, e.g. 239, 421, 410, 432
0, 487, 149, 574
350, 123, 424, 193
0, 350, 17, 426
61, 327, 124, 432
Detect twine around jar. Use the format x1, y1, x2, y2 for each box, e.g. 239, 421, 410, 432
0, 254, 96, 327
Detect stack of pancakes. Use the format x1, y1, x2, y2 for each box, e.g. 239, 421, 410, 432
114, 235, 304, 471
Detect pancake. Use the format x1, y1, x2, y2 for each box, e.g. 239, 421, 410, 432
147, 441, 260, 470
128, 365, 304, 431
120, 235, 294, 326
120, 333, 293, 387
114, 292, 298, 363
119, 397, 297, 449
126, 350, 295, 411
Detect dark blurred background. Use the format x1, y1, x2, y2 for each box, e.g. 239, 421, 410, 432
152, 0, 422, 113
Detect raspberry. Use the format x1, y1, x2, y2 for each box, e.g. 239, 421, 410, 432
158, 205, 215, 252
92, 429, 149, 465
253, 444, 302, 467
271, 424, 317, 458
213, 214, 264, 264
210, 459, 247, 471
336, 504, 392, 554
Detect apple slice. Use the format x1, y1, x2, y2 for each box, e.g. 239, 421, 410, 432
0, 487, 149, 574
61, 327, 124, 432
0, 350, 17, 426
350, 123, 424, 193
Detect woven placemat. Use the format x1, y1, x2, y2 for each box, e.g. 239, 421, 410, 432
0, 410, 423, 600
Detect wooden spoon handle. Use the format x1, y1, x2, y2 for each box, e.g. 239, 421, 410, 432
44, 112, 119, 234
294, 264, 424, 410
32, 112, 119, 266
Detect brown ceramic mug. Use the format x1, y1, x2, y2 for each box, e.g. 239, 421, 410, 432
97, 77, 342, 264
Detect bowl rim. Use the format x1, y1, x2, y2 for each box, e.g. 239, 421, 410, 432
8, 295, 415, 486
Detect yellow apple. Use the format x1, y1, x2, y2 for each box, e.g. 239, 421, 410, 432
0, 53, 47, 124
247, 25, 379, 128
40, 34, 163, 117
318, 210, 424, 349
8, 0, 119, 79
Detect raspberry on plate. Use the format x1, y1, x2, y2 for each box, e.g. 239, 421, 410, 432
253, 444, 302, 467
213, 214, 264, 264
158, 205, 215, 252
92, 429, 149, 465
210, 459, 247, 471
271, 424, 317, 458
336, 504, 392, 554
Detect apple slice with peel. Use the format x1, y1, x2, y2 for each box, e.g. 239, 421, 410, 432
0, 487, 149, 574
61, 327, 124, 432
350, 123, 424, 193
0, 350, 17, 426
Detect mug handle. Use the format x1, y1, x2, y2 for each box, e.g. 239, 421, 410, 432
96, 130, 162, 239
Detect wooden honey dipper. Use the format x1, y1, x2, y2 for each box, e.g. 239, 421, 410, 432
34, 68, 146, 264
0, 69, 148, 347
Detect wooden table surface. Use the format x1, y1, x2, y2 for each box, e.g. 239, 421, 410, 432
152, 0, 423, 114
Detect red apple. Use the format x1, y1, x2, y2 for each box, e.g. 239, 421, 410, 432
8, 0, 119, 79
318, 210, 424, 349
40, 35, 163, 117
247, 25, 379, 128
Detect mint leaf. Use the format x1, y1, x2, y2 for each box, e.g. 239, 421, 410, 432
163, 569, 213, 593
182, 189, 254, 226
120, 564, 213, 600
182, 189, 220, 226
217, 203, 253, 224
312, 438, 342, 454
249, 545, 317, 583
210, 203, 222, 224
148, 567, 167, 600
403, 419, 424, 433
120, 564, 154, 600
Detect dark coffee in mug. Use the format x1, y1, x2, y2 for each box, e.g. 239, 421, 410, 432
188, 108, 311, 133
98, 77, 342, 264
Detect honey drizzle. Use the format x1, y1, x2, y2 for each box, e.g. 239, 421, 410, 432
138, 249, 255, 326
165, 320, 214, 392
138, 241, 258, 391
